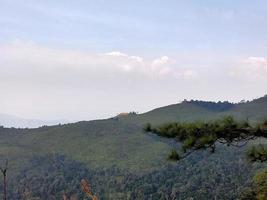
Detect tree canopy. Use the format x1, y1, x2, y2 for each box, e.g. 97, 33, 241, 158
144, 116, 267, 199
144, 116, 267, 162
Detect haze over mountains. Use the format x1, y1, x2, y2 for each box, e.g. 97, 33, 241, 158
0, 113, 69, 128
2, 94, 267, 128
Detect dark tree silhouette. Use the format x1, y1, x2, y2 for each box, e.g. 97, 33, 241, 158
145, 116, 267, 161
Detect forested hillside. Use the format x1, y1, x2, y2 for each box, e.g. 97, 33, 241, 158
1, 95, 267, 199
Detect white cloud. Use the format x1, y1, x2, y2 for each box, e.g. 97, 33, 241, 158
182, 70, 199, 79
105, 52, 174, 77
244, 56, 267, 67
0, 41, 197, 80
105, 51, 128, 57
105, 51, 144, 63
230, 56, 267, 79
151, 56, 169, 67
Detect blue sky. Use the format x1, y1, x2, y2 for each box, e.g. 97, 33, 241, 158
2, 0, 267, 55
1, 0, 267, 121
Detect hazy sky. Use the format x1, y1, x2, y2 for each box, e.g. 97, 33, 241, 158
1, 0, 267, 121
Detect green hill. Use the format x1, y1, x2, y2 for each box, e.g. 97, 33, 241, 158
118, 101, 218, 126
1, 95, 267, 199
224, 95, 267, 122
0, 120, 171, 173
118, 95, 267, 126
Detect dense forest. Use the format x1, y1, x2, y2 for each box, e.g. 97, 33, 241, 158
3, 151, 264, 200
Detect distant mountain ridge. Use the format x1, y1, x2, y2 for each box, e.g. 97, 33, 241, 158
0, 113, 69, 128
118, 94, 267, 125
187, 100, 235, 112
2, 95, 267, 128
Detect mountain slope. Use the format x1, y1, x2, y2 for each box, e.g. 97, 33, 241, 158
1, 95, 267, 199
1, 95, 267, 174
0, 120, 172, 174
119, 95, 267, 125
224, 95, 267, 122
118, 102, 219, 126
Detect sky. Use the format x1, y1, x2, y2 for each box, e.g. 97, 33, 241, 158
1, 0, 267, 121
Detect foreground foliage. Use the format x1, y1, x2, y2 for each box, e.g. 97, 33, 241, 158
145, 116, 267, 161
145, 116, 267, 199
